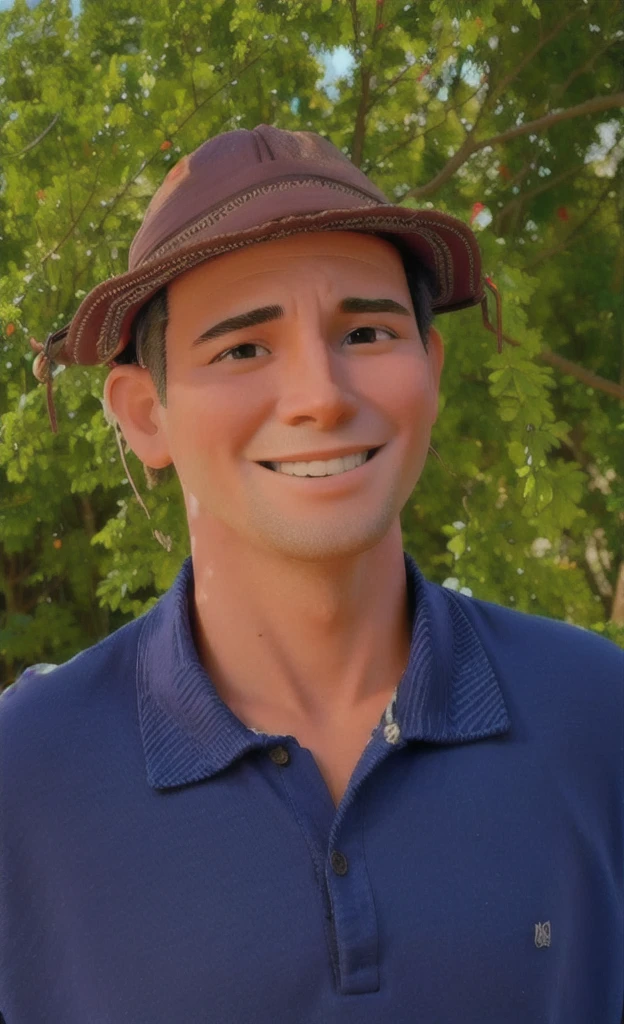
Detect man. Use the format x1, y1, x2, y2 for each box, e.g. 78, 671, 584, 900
1, 125, 622, 1023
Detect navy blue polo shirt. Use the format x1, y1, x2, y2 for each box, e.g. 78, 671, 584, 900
1, 551, 622, 1023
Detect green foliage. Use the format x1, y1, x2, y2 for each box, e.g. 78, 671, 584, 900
1, 0, 623, 685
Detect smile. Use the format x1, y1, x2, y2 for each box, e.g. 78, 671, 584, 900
258, 446, 383, 478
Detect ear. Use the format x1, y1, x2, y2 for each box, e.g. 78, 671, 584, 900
427, 325, 445, 422
103, 365, 173, 470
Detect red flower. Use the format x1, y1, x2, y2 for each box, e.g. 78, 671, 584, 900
376, 23, 385, 30
498, 165, 511, 181
6, 323, 15, 336
556, 206, 569, 221
470, 202, 486, 224
160, 140, 172, 151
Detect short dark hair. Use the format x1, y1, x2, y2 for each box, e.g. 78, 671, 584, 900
115, 241, 437, 484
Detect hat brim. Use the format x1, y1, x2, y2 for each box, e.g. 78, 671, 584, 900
47, 205, 483, 368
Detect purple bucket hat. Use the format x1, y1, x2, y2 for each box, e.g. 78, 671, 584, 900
32, 123, 502, 431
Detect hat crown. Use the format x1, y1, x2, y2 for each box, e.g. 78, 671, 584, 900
39, 121, 485, 385
128, 125, 390, 270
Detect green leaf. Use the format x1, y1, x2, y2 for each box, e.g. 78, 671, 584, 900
507, 441, 526, 467
109, 103, 131, 127
448, 533, 466, 560
499, 402, 520, 422
523, 473, 535, 498
521, 0, 541, 18
536, 478, 554, 509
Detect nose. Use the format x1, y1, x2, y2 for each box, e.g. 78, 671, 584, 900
274, 333, 359, 428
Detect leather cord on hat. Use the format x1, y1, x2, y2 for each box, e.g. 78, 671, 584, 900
30, 331, 63, 433
30, 334, 172, 550
481, 276, 503, 354
109, 416, 173, 551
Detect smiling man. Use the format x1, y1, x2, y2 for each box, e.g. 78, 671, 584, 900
104, 230, 444, 808
1, 125, 622, 1024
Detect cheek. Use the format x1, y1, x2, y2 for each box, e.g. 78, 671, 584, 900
370, 352, 435, 424
163, 381, 254, 473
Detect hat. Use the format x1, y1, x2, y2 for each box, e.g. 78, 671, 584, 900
32, 123, 502, 432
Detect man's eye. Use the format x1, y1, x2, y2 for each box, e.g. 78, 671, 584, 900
212, 326, 397, 364
345, 326, 397, 345
212, 343, 267, 364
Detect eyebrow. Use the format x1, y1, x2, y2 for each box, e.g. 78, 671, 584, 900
191, 298, 412, 347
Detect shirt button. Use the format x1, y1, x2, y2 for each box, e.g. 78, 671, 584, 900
330, 850, 348, 876
268, 745, 290, 766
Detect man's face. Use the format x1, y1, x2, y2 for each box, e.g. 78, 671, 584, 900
158, 230, 444, 562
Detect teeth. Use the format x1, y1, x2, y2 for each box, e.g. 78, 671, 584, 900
270, 450, 370, 477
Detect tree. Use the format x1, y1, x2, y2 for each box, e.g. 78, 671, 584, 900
1, 0, 623, 686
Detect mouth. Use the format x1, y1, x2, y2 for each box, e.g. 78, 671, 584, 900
257, 446, 384, 477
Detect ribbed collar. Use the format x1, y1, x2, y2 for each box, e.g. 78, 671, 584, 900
136, 553, 511, 790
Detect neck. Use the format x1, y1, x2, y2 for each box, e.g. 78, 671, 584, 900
188, 520, 412, 727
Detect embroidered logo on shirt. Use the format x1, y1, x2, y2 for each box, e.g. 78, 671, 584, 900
534, 921, 551, 948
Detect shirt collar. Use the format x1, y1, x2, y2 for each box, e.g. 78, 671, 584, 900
137, 553, 511, 790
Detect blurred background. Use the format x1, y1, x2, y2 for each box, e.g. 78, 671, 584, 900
0, 0, 622, 687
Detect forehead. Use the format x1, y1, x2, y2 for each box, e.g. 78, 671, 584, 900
167, 231, 405, 301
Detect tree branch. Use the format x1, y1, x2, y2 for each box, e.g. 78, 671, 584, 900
611, 561, 624, 625
2, 113, 60, 159
366, 63, 414, 114
402, 132, 476, 201
524, 180, 615, 270
500, 329, 624, 401
551, 34, 621, 107
506, 160, 532, 191
505, 160, 585, 210
488, 7, 582, 108
349, 0, 386, 168
59, 134, 76, 224
404, 92, 624, 200
364, 37, 461, 117
493, 152, 615, 235
478, 92, 624, 152
41, 155, 105, 265
34, 50, 269, 273
367, 82, 485, 173
351, 67, 372, 169
181, 32, 198, 109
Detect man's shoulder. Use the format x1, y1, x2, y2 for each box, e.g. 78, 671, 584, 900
0, 611, 148, 768
448, 585, 621, 649
444, 585, 624, 709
